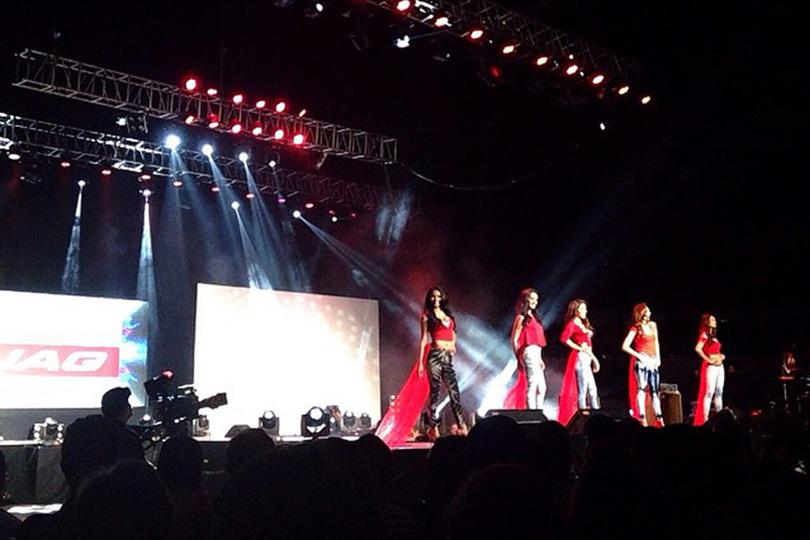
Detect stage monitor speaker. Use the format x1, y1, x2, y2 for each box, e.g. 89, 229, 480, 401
644, 390, 683, 425
484, 409, 548, 425
566, 408, 629, 434
224, 424, 252, 438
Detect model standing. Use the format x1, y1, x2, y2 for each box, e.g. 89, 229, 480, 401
510, 288, 548, 409
558, 299, 600, 425
693, 313, 725, 425
622, 303, 664, 427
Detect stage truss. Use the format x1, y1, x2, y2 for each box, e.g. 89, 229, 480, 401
13, 49, 398, 165
0, 112, 381, 208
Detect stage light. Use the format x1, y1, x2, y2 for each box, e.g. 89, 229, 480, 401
164, 134, 181, 150
301, 406, 330, 437
201, 143, 214, 157
246, 192, 255, 199
211, 186, 220, 193
207, 114, 220, 128
298, 109, 307, 117
292, 209, 301, 218
501, 44, 516, 55
232, 93, 244, 105
173, 180, 183, 187
139, 174, 152, 181
185, 114, 196, 124
396, 35, 410, 49
269, 159, 278, 168
591, 73, 605, 85
293, 134, 304, 145
259, 410, 279, 437
101, 168, 112, 176
599, 122, 606, 131
231, 123, 242, 134
359, 413, 372, 430
331, 216, 338, 223
350, 212, 357, 219
304, 202, 315, 209
315, 2, 324, 12
206, 88, 218, 97
641, 95, 652, 105
7, 152, 21, 161
231, 201, 240, 210
435, 15, 450, 27
618, 85, 630, 95
251, 125, 263, 136
115, 116, 128, 127
60, 160, 71, 168
395, 0, 411, 12
535, 55, 549, 66
274, 101, 287, 113
238, 151, 249, 163
343, 411, 356, 430
142, 189, 152, 199
32, 417, 64, 443
77, 180, 86, 188
255, 99, 267, 109
278, 196, 286, 204
183, 77, 198, 92
469, 29, 484, 40
565, 64, 579, 75
274, 129, 285, 140
0, 137, 12, 150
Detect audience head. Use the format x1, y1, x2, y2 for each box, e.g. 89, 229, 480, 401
225, 428, 275, 475
101, 387, 133, 423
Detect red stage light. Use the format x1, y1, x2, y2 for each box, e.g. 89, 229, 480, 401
251, 125, 263, 136
304, 202, 315, 209
207, 114, 220, 128
641, 95, 652, 105
274, 129, 285, 140
185, 114, 196, 124
298, 108, 307, 117
469, 29, 484, 40
60, 161, 71, 168
255, 99, 267, 109
232, 94, 244, 105
231, 123, 242, 134
395, 0, 411, 12
140, 174, 151, 181
293, 133, 304, 145
435, 16, 449, 27
501, 44, 516, 55
277, 196, 286, 204
535, 55, 549, 66
618, 85, 630, 95
206, 88, 218, 97
101, 168, 112, 176
275, 101, 287, 113
591, 74, 605, 85
565, 64, 579, 75
183, 77, 198, 92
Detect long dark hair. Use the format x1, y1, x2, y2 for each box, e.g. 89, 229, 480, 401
423, 286, 454, 330
565, 298, 593, 331
515, 288, 540, 326
698, 313, 717, 340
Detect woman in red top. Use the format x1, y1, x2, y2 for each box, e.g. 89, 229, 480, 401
510, 288, 548, 409
557, 299, 601, 425
622, 303, 663, 427
417, 287, 466, 440
693, 313, 725, 425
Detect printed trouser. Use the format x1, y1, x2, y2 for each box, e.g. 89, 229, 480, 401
427, 349, 465, 427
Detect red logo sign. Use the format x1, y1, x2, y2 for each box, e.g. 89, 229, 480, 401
0, 344, 120, 377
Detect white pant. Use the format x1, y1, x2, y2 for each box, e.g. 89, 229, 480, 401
575, 352, 600, 409
523, 345, 546, 409
701, 364, 725, 418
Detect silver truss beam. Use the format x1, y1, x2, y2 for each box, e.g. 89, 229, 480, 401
0, 112, 380, 208
13, 49, 398, 165
366, 0, 639, 85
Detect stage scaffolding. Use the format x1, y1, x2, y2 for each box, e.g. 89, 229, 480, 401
0, 112, 380, 208
13, 49, 398, 165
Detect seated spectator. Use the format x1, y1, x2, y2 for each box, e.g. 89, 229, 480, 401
101, 386, 145, 460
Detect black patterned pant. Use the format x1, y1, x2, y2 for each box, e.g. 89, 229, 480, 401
427, 349, 465, 427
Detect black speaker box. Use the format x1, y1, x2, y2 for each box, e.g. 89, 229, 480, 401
484, 409, 548, 424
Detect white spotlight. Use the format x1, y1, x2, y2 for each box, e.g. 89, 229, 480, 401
599, 122, 606, 131
292, 210, 302, 219
238, 151, 249, 163
231, 201, 240, 210
269, 160, 277, 168
164, 134, 181, 150
8, 152, 21, 161
331, 216, 338, 223
201, 143, 214, 157
142, 189, 152, 199
396, 35, 410, 49
77, 180, 86, 188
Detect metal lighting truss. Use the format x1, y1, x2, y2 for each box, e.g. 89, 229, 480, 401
0, 112, 381, 208
13, 49, 398, 164
366, 0, 639, 86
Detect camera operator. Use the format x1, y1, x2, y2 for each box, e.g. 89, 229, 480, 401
101, 387, 145, 461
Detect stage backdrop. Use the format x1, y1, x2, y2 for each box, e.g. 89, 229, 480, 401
0, 290, 149, 409
194, 283, 380, 437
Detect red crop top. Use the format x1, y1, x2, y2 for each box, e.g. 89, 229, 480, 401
518, 315, 547, 352
697, 332, 721, 356
560, 319, 592, 348
632, 325, 657, 356
427, 314, 455, 342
